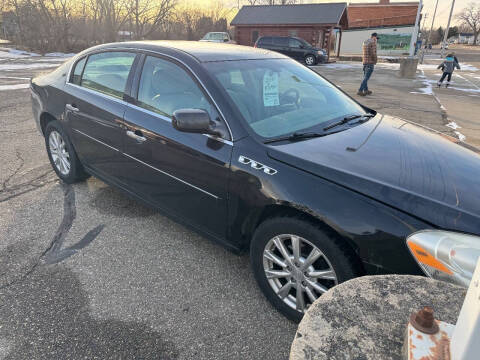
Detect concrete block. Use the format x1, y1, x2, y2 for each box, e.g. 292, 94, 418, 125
399, 57, 419, 78
290, 275, 466, 360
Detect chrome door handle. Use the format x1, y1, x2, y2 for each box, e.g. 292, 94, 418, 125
66, 103, 79, 112
126, 130, 147, 143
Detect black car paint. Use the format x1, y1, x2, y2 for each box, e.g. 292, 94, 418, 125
31, 41, 480, 277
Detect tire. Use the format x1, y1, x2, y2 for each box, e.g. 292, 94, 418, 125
304, 55, 316, 66
45, 120, 89, 184
250, 216, 358, 322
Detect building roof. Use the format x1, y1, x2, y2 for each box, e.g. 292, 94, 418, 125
347, 1, 419, 29
231, 3, 347, 26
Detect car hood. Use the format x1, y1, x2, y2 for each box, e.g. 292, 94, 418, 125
267, 114, 480, 235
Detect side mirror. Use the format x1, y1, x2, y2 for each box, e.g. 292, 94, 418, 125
172, 109, 220, 136
224, 38, 229, 42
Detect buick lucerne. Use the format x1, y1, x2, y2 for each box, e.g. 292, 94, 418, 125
30, 42, 480, 322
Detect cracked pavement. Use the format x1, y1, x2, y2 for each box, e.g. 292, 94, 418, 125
0, 52, 297, 359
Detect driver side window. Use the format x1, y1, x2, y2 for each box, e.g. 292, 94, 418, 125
137, 56, 230, 140
137, 56, 213, 119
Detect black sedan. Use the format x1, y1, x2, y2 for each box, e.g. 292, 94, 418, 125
30, 41, 480, 322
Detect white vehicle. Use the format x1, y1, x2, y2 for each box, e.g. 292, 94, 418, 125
200, 32, 236, 44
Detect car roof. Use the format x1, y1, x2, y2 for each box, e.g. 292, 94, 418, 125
87, 40, 287, 63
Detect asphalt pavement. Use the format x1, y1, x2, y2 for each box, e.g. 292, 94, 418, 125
0, 50, 297, 359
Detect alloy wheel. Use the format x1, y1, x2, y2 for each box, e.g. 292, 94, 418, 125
263, 234, 338, 313
49, 130, 71, 175
305, 56, 315, 66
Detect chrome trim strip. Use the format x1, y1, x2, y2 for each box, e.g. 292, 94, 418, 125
73, 128, 120, 152
66, 82, 127, 106
65, 46, 234, 142
123, 153, 220, 200
73, 128, 220, 199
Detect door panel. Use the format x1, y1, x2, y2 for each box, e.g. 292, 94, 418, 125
65, 51, 137, 182
120, 55, 232, 238
66, 86, 127, 180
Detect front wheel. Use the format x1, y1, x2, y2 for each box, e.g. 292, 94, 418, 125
304, 55, 316, 66
45, 120, 89, 184
250, 216, 358, 322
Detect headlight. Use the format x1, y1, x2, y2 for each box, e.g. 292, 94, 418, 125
406, 230, 480, 287
317, 50, 325, 55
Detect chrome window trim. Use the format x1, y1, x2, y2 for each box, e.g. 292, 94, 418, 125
66, 83, 233, 146
73, 129, 220, 200
65, 46, 234, 142
67, 82, 127, 105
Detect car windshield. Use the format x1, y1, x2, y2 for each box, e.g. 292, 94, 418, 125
203, 33, 224, 40
205, 59, 367, 139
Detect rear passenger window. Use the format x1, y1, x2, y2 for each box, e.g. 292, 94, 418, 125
259, 37, 272, 46
71, 57, 86, 85
137, 56, 214, 119
80, 52, 136, 98
273, 37, 288, 46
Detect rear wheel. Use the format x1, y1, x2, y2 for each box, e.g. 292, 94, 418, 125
304, 55, 316, 66
45, 121, 89, 184
250, 216, 358, 322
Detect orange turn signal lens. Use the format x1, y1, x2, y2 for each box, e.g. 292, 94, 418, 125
407, 240, 453, 275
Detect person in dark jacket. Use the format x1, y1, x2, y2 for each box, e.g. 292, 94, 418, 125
358, 33, 378, 96
437, 53, 460, 88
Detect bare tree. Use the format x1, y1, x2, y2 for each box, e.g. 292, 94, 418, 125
125, 0, 176, 40
456, 2, 480, 45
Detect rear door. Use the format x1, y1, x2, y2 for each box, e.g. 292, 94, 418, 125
65, 51, 138, 183
120, 54, 233, 239
272, 37, 289, 56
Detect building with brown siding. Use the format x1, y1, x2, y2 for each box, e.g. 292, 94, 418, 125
231, 3, 348, 60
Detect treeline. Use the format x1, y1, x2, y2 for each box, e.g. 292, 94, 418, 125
1, 0, 232, 52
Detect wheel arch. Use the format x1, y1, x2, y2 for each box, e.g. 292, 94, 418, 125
39, 112, 57, 136
242, 204, 366, 275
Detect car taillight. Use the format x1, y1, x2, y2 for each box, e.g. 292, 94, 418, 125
254, 43, 257, 48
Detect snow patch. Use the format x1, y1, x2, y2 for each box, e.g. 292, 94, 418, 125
45, 52, 75, 58
0, 63, 59, 71
455, 131, 466, 141
321, 63, 362, 70
446, 121, 461, 130
411, 70, 434, 95
0, 83, 30, 91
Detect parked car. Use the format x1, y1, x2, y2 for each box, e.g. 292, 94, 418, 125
255, 36, 327, 65
200, 32, 235, 44
31, 41, 480, 322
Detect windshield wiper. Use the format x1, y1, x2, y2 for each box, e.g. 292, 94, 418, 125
264, 131, 326, 144
323, 113, 375, 131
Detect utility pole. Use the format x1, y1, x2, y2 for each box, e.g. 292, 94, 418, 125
427, 0, 439, 47
422, 13, 428, 32
441, 0, 456, 57
409, 0, 423, 57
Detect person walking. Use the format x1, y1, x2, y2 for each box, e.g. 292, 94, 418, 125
358, 33, 379, 96
437, 53, 460, 88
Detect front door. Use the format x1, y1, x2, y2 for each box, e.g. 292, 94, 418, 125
65, 51, 137, 182
287, 38, 306, 61
121, 55, 232, 239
